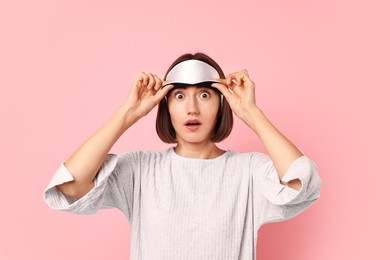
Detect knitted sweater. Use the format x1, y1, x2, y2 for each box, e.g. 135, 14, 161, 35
43, 147, 322, 259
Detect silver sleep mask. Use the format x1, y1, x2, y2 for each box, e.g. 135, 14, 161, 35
162, 60, 221, 88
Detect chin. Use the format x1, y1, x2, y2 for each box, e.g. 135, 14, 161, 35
181, 138, 209, 144
176, 134, 213, 145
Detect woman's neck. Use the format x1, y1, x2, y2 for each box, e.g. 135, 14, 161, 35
174, 141, 225, 159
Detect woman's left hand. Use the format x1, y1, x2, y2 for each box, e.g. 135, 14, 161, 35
211, 69, 259, 121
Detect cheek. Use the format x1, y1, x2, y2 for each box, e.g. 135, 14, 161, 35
202, 103, 220, 123
207, 98, 220, 113
167, 103, 182, 124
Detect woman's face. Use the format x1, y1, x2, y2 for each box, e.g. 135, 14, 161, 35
167, 86, 220, 145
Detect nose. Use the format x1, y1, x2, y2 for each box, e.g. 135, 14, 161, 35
186, 95, 200, 115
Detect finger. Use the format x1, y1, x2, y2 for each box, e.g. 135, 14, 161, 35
226, 74, 240, 89
226, 74, 232, 87
227, 71, 251, 87
133, 72, 147, 91
155, 84, 174, 102
213, 78, 228, 85
152, 74, 162, 91
228, 72, 244, 86
139, 72, 149, 86
145, 72, 155, 90
211, 82, 231, 99
215, 78, 236, 94
162, 80, 174, 88
236, 74, 244, 87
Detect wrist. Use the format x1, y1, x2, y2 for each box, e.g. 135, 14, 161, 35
241, 105, 264, 129
116, 104, 142, 130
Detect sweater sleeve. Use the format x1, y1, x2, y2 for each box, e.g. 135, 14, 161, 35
43, 152, 136, 223
251, 152, 322, 228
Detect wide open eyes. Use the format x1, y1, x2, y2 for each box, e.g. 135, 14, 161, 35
199, 91, 211, 99
174, 90, 211, 100
175, 93, 185, 99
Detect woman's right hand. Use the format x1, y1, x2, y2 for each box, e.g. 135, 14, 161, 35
124, 72, 174, 119
56, 73, 173, 199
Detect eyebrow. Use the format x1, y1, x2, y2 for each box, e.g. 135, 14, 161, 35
167, 85, 221, 97
173, 87, 211, 91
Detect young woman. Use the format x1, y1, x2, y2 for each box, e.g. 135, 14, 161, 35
44, 52, 322, 259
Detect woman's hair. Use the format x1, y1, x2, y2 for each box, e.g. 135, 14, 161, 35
156, 52, 233, 143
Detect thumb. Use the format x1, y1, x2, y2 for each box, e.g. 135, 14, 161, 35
211, 82, 231, 100
154, 84, 174, 103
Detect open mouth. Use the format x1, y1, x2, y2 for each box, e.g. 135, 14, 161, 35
185, 119, 202, 127
185, 122, 201, 126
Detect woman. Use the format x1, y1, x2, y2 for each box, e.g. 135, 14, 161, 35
44, 52, 322, 259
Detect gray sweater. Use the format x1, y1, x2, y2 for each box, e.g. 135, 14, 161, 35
44, 147, 322, 259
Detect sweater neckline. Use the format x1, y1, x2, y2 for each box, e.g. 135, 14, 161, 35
168, 147, 232, 162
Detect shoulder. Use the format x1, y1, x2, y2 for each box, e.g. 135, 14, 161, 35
115, 148, 172, 163
226, 150, 269, 161
222, 150, 271, 169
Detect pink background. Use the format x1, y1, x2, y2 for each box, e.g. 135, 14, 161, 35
1, 0, 389, 259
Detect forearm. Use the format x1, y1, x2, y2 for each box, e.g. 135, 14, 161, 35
243, 106, 303, 189
57, 104, 140, 198
211, 70, 303, 190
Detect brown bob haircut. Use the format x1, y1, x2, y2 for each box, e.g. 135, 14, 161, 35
156, 52, 233, 143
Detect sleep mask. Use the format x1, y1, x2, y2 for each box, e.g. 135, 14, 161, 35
162, 60, 221, 88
